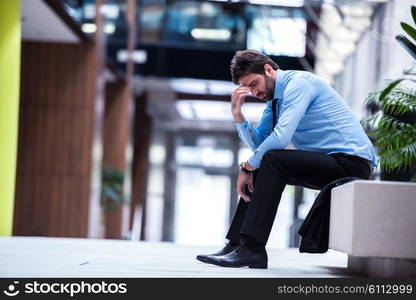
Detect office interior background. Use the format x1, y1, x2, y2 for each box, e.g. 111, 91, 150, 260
0, 0, 415, 250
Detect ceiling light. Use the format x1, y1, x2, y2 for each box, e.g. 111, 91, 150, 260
117, 50, 147, 64
104, 23, 115, 34
81, 23, 96, 33
170, 78, 208, 94
191, 28, 231, 41
248, 0, 304, 7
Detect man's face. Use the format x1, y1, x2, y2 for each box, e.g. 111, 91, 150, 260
238, 72, 275, 102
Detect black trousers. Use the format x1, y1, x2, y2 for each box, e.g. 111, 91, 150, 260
226, 150, 372, 245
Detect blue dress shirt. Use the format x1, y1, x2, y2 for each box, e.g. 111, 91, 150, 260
235, 70, 378, 169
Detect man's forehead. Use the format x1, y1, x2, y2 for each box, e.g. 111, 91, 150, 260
239, 73, 261, 86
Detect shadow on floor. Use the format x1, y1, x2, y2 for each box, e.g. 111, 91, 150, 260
317, 265, 366, 277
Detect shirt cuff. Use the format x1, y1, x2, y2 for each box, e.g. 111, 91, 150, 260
247, 155, 261, 169
234, 119, 249, 130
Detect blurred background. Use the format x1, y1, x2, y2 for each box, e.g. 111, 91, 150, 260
1, 0, 415, 249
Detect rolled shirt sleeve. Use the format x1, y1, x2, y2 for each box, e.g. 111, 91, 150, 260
247, 78, 318, 168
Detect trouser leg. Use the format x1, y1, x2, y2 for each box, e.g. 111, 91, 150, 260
225, 170, 258, 243
234, 150, 367, 245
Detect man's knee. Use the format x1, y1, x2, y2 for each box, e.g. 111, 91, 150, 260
262, 150, 275, 162
260, 149, 288, 172
260, 150, 283, 168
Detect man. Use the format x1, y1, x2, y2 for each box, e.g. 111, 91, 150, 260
196, 50, 377, 269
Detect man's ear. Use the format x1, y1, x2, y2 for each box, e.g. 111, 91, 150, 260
264, 64, 273, 76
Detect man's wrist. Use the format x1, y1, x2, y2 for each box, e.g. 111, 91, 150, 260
232, 111, 244, 123
244, 162, 256, 171
239, 162, 255, 174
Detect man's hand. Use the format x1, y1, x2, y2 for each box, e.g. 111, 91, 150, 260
231, 86, 250, 123
236, 171, 254, 202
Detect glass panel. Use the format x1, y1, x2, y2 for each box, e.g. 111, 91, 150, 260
238, 146, 252, 163
175, 100, 265, 122
174, 168, 230, 246
267, 185, 294, 249
138, 0, 165, 43
176, 146, 233, 168
176, 134, 233, 168
160, 0, 246, 49
247, 6, 307, 57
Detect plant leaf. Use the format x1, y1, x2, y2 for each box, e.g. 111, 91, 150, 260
396, 34, 416, 59
401, 22, 416, 42
412, 6, 416, 25
363, 72, 416, 178
102, 186, 120, 201
379, 79, 404, 101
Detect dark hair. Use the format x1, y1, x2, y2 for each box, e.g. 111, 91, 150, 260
230, 49, 279, 84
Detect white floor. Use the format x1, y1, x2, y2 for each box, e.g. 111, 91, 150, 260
0, 237, 356, 278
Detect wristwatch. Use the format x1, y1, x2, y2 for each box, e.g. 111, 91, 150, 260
239, 162, 253, 174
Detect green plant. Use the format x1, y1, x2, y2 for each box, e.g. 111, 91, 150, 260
396, 5, 416, 59
361, 5, 416, 182
100, 167, 129, 213
362, 78, 416, 181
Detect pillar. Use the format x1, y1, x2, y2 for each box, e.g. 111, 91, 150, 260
0, 0, 21, 236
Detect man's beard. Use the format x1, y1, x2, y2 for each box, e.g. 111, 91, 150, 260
259, 74, 275, 102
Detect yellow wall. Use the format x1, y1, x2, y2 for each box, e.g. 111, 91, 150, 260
0, 0, 21, 236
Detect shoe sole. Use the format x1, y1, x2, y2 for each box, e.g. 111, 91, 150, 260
209, 260, 267, 269
248, 264, 268, 269
197, 255, 267, 269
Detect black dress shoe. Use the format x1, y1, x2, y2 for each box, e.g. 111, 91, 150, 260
205, 241, 268, 269
196, 242, 239, 263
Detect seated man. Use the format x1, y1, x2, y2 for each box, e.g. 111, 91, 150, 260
196, 49, 377, 269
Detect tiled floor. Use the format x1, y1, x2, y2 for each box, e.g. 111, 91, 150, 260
0, 237, 355, 278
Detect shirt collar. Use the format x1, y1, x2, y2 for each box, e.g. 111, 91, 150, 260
273, 69, 285, 101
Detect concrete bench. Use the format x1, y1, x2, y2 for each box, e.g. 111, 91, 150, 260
329, 180, 416, 277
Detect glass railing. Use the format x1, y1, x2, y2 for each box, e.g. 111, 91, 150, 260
58, 0, 321, 79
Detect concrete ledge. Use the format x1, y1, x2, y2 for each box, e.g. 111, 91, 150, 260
329, 180, 416, 277
348, 255, 416, 277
